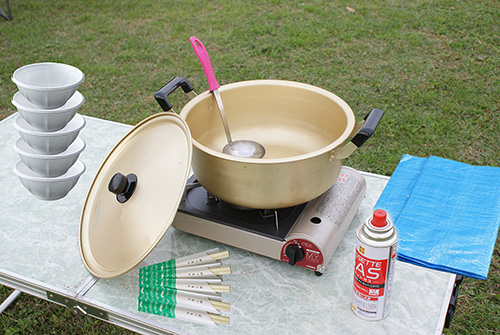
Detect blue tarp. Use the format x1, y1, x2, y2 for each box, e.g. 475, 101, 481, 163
374, 155, 500, 280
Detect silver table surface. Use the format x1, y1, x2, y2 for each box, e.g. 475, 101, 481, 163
0, 113, 454, 335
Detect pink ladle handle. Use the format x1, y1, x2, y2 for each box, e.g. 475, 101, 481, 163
190, 36, 220, 91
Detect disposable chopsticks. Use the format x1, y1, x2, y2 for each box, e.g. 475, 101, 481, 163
208, 250, 229, 261
138, 248, 231, 326
209, 284, 231, 293
209, 313, 230, 325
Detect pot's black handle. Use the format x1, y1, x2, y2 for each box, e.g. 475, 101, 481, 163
155, 77, 194, 112
351, 108, 384, 148
331, 108, 384, 160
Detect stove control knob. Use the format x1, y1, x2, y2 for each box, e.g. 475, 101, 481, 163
285, 244, 304, 266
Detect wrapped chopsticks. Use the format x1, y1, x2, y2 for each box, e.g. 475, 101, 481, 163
139, 286, 231, 313
140, 278, 230, 295
138, 248, 231, 325
141, 263, 231, 280
138, 302, 230, 326
140, 249, 229, 276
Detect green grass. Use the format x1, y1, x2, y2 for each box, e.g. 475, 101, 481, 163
0, 286, 129, 335
1, 0, 499, 333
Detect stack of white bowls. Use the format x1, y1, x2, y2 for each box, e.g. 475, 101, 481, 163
11, 62, 87, 200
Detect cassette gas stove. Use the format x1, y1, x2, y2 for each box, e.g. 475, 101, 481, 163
172, 167, 366, 275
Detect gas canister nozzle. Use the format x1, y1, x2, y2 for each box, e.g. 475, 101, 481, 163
371, 209, 388, 228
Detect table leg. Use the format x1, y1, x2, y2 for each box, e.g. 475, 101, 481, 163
0, 0, 12, 20
0, 289, 21, 314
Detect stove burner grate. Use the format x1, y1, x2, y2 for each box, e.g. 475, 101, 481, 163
178, 177, 308, 241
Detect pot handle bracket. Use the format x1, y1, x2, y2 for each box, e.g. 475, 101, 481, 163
155, 77, 197, 113
331, 108, 384, 160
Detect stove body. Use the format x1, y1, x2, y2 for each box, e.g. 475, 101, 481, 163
173, 167, 366, 275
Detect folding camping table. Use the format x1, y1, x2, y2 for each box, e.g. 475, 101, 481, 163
0, 113, 457, 335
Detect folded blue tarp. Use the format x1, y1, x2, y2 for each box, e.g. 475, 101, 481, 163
374, 154, 500, 280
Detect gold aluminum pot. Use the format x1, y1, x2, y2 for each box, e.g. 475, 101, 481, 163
155, 77, 383, 209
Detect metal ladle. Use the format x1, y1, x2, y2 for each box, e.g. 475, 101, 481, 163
190, 36, 265, 159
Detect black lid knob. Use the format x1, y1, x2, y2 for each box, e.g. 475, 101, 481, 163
108, 173, 137, 203
108, 173, 128, 195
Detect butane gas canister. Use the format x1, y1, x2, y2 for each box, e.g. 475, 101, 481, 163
351, 209, 398, 320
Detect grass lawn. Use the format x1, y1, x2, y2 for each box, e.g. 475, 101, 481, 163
1, 0, 499, 334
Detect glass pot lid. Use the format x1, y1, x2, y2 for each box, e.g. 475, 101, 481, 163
79, 112, 192, 278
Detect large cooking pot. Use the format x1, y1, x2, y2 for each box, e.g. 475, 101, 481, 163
155, 77, 383, 209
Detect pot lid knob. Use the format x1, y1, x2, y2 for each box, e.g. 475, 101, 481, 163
108, 173, 137, 203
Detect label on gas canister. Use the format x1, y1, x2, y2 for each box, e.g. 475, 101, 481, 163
352, 241, 396, 320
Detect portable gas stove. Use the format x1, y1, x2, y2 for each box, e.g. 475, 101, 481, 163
173, 167, 366, 275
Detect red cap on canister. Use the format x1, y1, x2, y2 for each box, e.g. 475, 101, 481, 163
371, 209, 387, 227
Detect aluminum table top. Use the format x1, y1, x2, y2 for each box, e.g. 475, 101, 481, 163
0, 113, 454, 335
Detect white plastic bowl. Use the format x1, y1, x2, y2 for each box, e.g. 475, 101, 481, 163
12, 63, 84, 109
14, 137, 86, 177
13, 160, 86, 200
13, 114, 86, 154
12, 91, 85, 131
